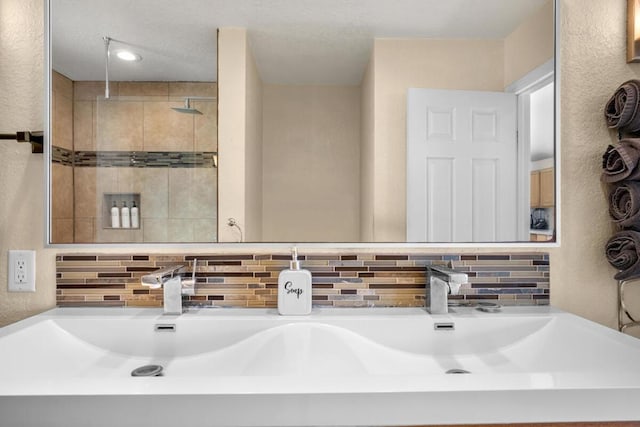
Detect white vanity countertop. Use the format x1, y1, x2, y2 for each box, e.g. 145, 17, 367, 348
0, 306, 638, 427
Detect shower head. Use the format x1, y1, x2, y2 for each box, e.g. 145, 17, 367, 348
171, 98, 203, 115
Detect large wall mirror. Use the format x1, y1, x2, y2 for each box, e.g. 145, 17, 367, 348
47, 0, 556, 245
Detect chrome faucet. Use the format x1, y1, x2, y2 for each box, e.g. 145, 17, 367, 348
426, 265, 468, 314
141, 259, 197, 315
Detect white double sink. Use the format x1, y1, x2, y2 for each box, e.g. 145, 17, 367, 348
1, 306, 639, 426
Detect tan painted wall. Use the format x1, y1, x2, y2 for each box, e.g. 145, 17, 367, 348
244, 39, 264, 242
262, 85, 361, 242
549, 0, 640, 333
217, 28, 249, 242
218, 28, 264, 242
360, 55, 376, 242
2, 0, 639, 336
504, 0, 555, 87
0, 0, 57, 326
370, 39, 505, 241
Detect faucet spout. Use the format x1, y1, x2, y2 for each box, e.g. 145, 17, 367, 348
427, 265, 468, 314
141, 259, 198, 314
141, 264, 184, 288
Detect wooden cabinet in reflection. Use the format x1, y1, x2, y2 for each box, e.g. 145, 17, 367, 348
530, 168, 554, 208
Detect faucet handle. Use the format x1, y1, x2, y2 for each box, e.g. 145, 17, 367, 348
428, 265, 468, 296
428, 265, 468, 283
141, 264, 185, 289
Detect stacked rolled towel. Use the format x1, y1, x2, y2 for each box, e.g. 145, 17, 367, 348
601, 139, 640, 182
605, 80, 640, 133
609, 181, 640, 229
606, 230, 640, 280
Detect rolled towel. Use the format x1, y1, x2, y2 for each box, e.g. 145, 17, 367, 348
601, 139, 640, 182
609, 181, 640, 229
605, 80, 640, 132
606, 230, 640, 280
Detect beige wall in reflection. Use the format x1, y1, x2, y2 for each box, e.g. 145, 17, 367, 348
219, 29, 361, 242
504, 0, 555, 88
262, 85, 361, 242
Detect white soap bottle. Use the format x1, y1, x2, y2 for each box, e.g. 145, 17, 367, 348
110, 201, 120, 228
121, 202, 130, 228
130, 201, 139, 228
277, 247, 312, 315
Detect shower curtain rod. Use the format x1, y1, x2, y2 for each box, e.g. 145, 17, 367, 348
0, 131, 43, 153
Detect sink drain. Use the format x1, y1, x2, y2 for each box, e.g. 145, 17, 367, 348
445, 368, 471, 374
131, 364, 163, 377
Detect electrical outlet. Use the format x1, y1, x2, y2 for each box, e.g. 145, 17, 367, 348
8, 250, 36, 292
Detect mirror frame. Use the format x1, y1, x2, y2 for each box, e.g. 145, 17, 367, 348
43, 0, 560, 249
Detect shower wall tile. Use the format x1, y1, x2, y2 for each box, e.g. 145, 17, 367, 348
95, 167, 121, 217
141, 219, 170, 242
71, 80, 217, 154
53, 85, 73, 151
95, 100, 144, 151
169, 82, 217, 98
118, 168, 169, 219
141, 168, 170, 219
168, 168, 217, 219
74, 218, 95, 243
141, 219, 217, 243
58, 80, 218, 243
74, 81, 119, 101
56, 252, 549, 308
119, 82, 169, 97
143, 101, 194, 151
94, 227, 144, 243
72, 165, 218, 243
51, 162, 73, 220
192, 218, 218, 242
50, 72, 74, 243
165, 219, 196, 242
73, 100, 95, 151
74, 167, 104, 218
194, 100, 217, 152
53, 70, 73, 95
51, 220, 74, 243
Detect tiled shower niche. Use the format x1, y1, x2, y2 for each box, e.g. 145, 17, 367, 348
56, 252, 549, 308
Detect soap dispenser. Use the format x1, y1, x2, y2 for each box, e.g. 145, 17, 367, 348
278, 247, 312, 315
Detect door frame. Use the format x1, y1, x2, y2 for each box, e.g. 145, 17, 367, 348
506, 59, 554, 241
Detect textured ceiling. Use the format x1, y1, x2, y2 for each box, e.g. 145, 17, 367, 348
51, 0, 549, 85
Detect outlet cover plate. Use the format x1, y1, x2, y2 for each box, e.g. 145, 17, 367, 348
8, 250, 36, 292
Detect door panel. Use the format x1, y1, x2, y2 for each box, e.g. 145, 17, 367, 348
407, 88, 518, 242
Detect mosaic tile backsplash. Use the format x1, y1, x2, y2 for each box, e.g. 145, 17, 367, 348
56, 252, 549, 308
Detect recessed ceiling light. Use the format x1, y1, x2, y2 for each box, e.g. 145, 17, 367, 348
115, 50, 142, 62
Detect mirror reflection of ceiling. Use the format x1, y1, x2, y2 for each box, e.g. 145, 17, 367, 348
52, 0, 548, 85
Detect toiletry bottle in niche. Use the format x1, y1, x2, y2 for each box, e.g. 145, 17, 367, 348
130, 201, 139, 228
278, 247, 312, 315
110, 201, 120, 228
121, 202, 130, 228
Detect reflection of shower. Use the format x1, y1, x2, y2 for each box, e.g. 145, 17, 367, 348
171, 97, 216, 115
